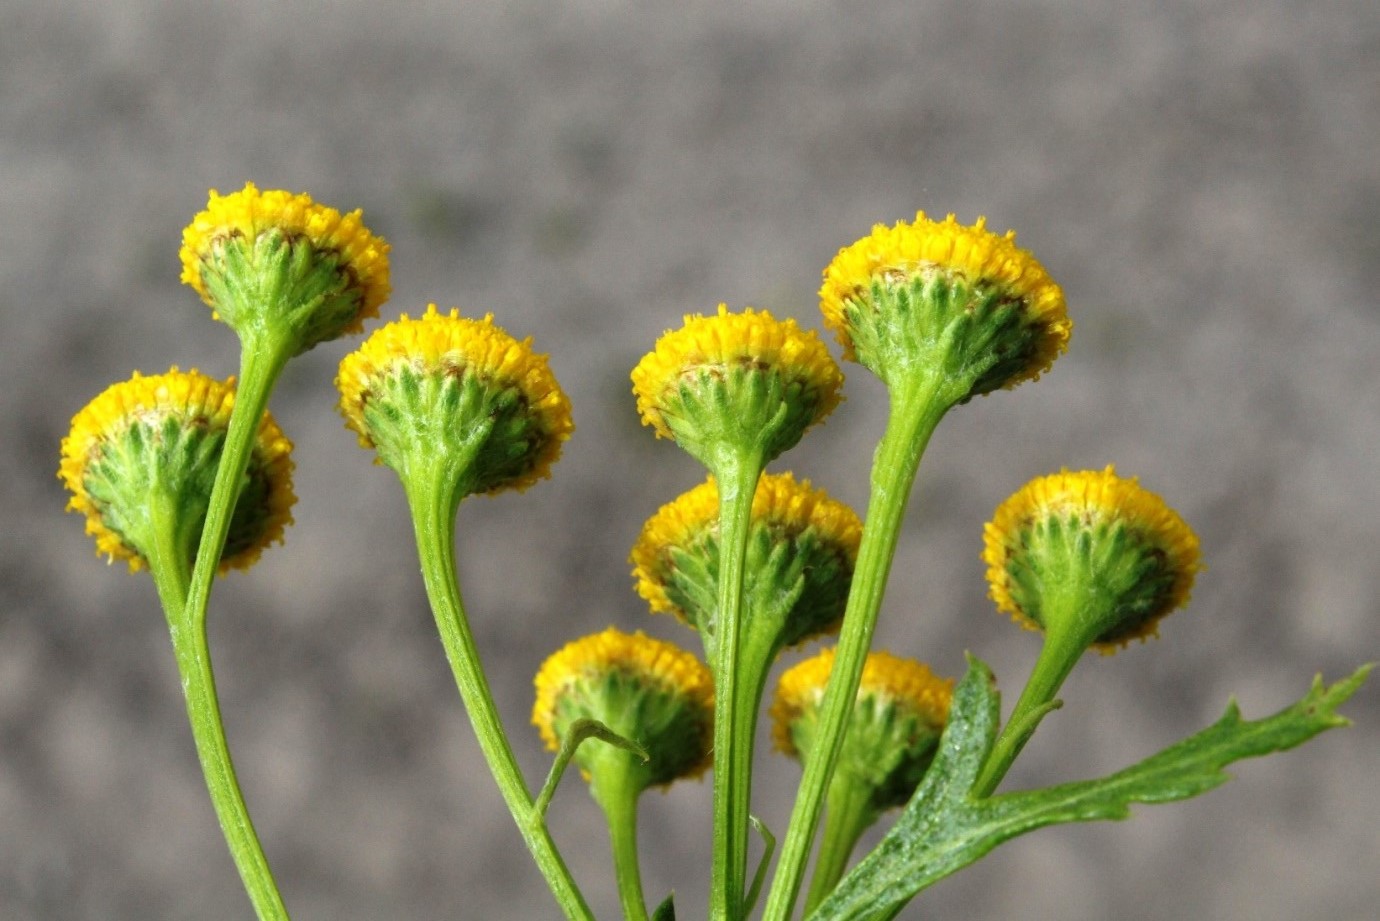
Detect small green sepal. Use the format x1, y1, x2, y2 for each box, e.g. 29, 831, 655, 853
353, 363, 529, 499
79, 412, 227, 570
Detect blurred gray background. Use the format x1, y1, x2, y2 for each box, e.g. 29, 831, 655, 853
2, 1, 1377, 919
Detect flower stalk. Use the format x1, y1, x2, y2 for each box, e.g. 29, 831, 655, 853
60, 367, 297, 920
182, 334, 293, 637
762, 379, 952, 921
336, 305, 586, 916
598, 759, 653, 921
973, 466, 1203, 796
405, 461, 594, 921
764, 212, 1072, 919
771, 647, 951, 916
147, 479, 291, 921
705, 445, 766, 921
803, 768, 875, 914
533, 629, 712, 921
630, 305, 842, 920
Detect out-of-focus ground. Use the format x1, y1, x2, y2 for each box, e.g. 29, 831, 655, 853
2, 2, 1377, 919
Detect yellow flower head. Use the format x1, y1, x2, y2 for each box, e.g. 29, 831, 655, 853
819, 212, 1070, 397
532, 628, 715, 789
771, 647, 953, 811
59, 368, 295, 573
336, 305, 573, 496
631, 472, 861, 652
983, 466, 1202, 651
631, 305, 843, 468
180, 182, 391, 352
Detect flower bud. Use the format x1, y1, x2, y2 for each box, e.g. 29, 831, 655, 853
533, 628, 714, 792
820, 212, 1070, 400
336, 305, 573, 497
631, 472, 861, 660
983, 465, 1202, 651
59, 368, 294, 573
631, 305, 842, 469
180, 182, 390, 354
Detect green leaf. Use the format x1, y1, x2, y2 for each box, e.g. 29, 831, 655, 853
809, 656, 1371, 920
534, 718, 648, 817
743, 814, 778, 915
651, 893, 676, 921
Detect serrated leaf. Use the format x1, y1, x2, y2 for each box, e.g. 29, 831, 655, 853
809, 658, 1370, 920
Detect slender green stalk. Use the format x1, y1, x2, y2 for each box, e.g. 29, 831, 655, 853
183, 333, 293, 633
147, 493, 289, 921
404, 468, 595, 921
594, 764, 652, 921
708, 447, 766, 921
725, 588, 803, 918
972, 619, 1092, 798
763, 382, 948, 921
803, 772, 875, 915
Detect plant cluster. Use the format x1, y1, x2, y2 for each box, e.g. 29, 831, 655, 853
60, 184, 1367, 920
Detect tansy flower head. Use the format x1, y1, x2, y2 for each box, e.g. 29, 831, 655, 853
983, 466, 1202, 651
631, 305, 842, 469
630, 472, 861, 657
533, 628, 714, 790
820, 212, 1070, 399
180, 182, 391, 354
772, 647, 953, 812
58, 368, 295, 574
336, 305, 573, 497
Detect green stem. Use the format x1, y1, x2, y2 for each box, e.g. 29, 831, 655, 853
708, 448, 766, 921
734, 609, 798, 918
594, 764, 651, 921
147, 493, 289, 921
763, 382, 949, 921
404, 470, 595, 921
183, 333, 293, 632
803, 773, 876, 916
972, 620, 1090, 798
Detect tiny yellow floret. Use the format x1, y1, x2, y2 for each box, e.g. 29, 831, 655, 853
59, 368, 295, 573
983, 466, 1202, 650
